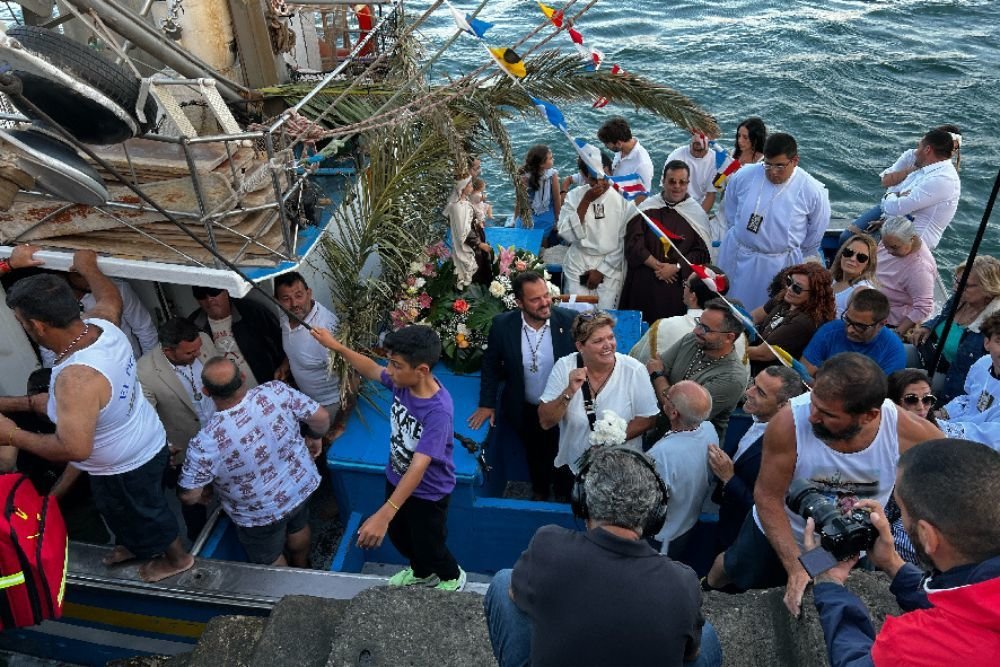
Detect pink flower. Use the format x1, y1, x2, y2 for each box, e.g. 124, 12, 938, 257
421, 263, 436, 277
498, 246, 516, 276
453, 299, 470, 314
406, 276, 416, 286
514, 260, 528, 272
418, 292, 432, 309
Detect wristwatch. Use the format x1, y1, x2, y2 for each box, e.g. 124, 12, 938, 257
649, 371, 665, 382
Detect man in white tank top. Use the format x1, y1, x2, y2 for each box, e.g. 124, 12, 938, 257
705, 352, 941, 616
1, 250, 194, 582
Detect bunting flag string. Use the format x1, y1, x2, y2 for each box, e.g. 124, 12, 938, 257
709, 140, 741, 188
592, 64, 626, 108
444, 2, 808, 384
537, 3, 603, 70
448, 3, 494, 39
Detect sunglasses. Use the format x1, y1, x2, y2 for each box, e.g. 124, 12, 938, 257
902, 394, 936, 407
784, 275, 810, 295
841, 248, 870, 263
841, 312, 881, 332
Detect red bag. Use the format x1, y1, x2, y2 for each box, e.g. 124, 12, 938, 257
0, 473, 67, 629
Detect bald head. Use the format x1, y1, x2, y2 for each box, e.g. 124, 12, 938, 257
667, 381, 712, 429
201, 356, 244, 399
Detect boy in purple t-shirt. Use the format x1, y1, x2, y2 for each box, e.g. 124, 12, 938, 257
310, 324, 465, 590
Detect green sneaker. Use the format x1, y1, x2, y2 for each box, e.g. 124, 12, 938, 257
387, 567, 440, 587
434, 568, 467, 592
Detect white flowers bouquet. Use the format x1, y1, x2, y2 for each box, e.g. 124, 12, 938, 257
589, 410, 629, 447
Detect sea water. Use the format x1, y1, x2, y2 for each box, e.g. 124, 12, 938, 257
414, 0, 999, 272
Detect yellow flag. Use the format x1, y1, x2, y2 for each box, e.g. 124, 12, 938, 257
538, 3, 563, 27
488, 47, 527, 78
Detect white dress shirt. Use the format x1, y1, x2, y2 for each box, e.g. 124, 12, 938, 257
881, 159, 960, 251
520, 314, 554, 405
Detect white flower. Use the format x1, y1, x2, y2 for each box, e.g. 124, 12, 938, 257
456, 323, 470, 335
543, 270, 552, 281
547, 281, 561, 298
414, 277, 426, 289
589, 410, 628, 447
409, 261, 424, 273
489, 280, 505, 298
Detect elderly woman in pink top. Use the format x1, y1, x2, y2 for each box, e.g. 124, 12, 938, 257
875, 216, 937, 336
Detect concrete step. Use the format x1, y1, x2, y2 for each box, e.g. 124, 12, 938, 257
186, 616, 267, 667
326, 586, 494, 667
247, 596, 349, 667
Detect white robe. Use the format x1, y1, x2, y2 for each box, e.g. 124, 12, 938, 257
939, 355, 1000, 451
717, 164, 830, 310
557, 185, 630, 310
447, 199, 478, 289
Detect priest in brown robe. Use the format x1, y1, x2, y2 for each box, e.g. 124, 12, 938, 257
619, 160, 712, 323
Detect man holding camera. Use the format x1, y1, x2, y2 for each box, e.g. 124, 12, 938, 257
807, 438, 1000, 666
708, 353, 941, 615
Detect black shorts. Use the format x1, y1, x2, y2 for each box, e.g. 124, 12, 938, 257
723, 512, 789, 591
89, 446, 178, 558
235, 499, 310, 565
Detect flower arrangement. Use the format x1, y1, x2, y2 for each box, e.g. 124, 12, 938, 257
589, 410, 629, 448
389, 242, 559, 372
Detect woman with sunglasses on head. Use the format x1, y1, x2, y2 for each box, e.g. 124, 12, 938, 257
538, 311, 660, 482
874, 216, 937, 338
908, 256, 1000, 405
830, 234, 879, 318
746, 263, 836, 377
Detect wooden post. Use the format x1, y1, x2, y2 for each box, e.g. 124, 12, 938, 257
227, 0, 288, 89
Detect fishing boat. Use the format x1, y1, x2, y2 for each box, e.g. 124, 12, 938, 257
0, 1, 993, 664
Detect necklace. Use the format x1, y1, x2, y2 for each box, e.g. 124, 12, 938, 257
586, 358, 616, 397
683, 347, 722, 380
173, 361, 202, 401
523, 322, 549, 374
54, 323, 90, 364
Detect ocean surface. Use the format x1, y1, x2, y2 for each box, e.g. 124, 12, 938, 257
414, 0, 999, 272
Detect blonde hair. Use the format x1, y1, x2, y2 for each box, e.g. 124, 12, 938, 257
969, 256, 1000, 300
832, 234, 879, 284
572, 310, 616, 344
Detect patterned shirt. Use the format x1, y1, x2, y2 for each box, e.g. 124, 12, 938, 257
179, 381, 320, 527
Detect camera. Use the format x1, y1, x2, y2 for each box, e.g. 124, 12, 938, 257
786, 479, 878, 562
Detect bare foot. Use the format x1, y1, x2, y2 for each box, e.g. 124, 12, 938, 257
102, 545, 136, 566
138, 553, 195, 583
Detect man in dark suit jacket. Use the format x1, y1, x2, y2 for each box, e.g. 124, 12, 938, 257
468, 272, 576, 500
188, 286, 285, 388
707, 366, 806, 557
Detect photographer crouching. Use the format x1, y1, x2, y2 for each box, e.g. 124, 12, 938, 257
806, 438, 1000, 666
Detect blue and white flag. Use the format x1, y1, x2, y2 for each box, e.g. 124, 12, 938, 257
529, 96, 567, 132
447, 2, 493, 39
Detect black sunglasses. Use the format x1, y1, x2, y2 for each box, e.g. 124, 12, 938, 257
902, 394, 936, 407
841, 312, 881, 332
784, 275, 810, 295
841, 248, 870, 263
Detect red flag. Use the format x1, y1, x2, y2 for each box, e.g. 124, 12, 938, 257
690, 264, 729, 294
568, 27, 584, 44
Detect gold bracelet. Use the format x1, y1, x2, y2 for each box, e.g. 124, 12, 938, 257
7, 426, 20, 448
386, 499, 400, 511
